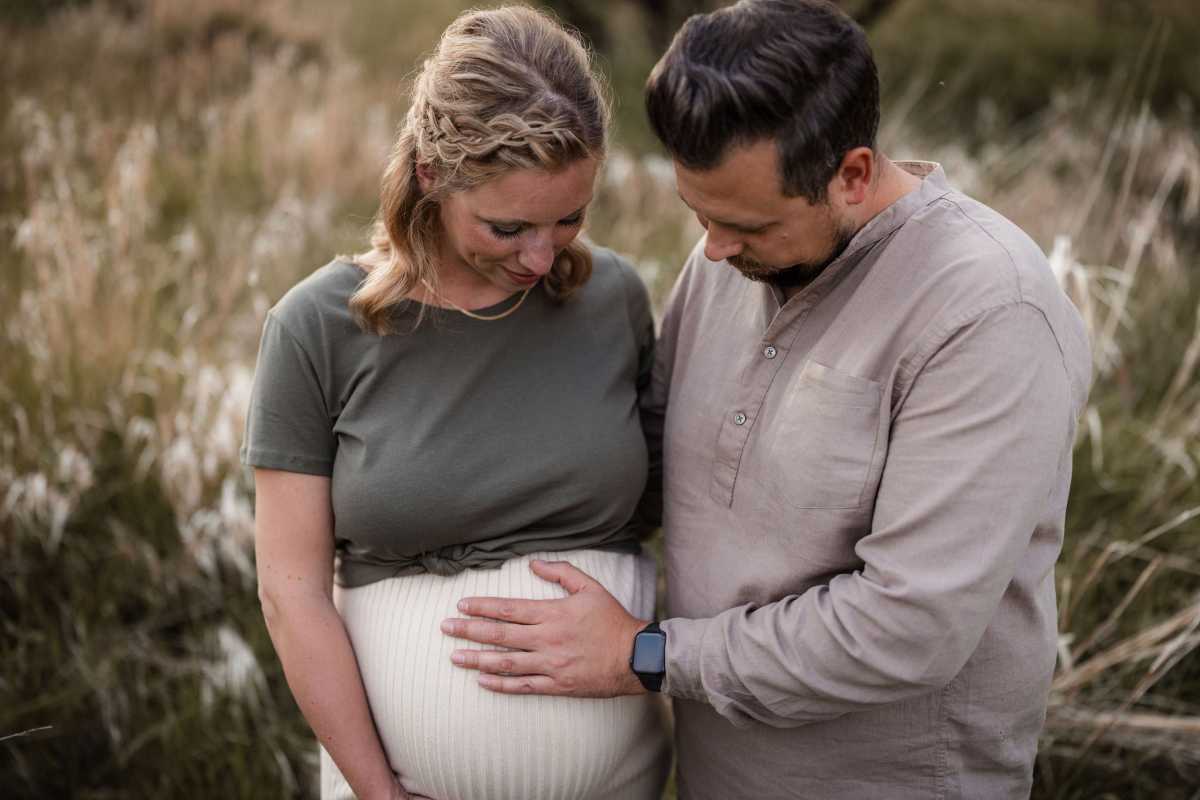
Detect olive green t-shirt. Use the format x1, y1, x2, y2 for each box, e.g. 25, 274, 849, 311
240, 247, 656, 587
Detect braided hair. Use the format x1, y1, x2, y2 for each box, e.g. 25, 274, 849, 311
351, 6, 610, 333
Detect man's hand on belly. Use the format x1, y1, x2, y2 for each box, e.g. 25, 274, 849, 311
441, 559, 648, 698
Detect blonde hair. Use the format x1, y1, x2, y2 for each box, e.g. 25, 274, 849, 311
350, 5, 611, 333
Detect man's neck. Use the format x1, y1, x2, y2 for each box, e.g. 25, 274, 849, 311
777, 158, 924, 301
861, 157, 924, 222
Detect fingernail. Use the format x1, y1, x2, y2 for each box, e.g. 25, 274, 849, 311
440, 620, 454, 634
457, 600, 468, 612
451, 651, 465, 665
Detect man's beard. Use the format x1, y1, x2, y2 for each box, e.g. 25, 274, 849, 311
728, 225, 856, 288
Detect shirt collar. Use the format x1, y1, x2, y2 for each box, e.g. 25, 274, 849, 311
769, 161, 951, 309
839, 160, 949, 262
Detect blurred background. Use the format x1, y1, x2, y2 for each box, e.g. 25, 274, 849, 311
2, 0, 1199, 797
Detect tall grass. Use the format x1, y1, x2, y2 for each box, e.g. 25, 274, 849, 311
1, 1, 1198, 798
887, 60, 1200, 798
889, 85, 1200, 796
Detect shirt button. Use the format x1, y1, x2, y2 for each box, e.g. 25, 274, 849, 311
733, 412, 747, 426
763, 345, 778, 359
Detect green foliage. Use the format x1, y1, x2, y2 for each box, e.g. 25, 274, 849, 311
0, 0, 97, 27
1, 436, 314, 798
1, 1, 1198, 798
1041, 281, 1200, 797
870, 0, 1200, 146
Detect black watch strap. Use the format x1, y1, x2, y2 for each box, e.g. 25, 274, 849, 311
629, 621, 667, 693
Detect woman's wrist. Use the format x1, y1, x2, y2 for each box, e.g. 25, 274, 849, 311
360, 775, 406, 800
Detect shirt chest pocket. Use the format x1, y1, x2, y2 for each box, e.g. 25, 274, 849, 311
760, 361, 882, 510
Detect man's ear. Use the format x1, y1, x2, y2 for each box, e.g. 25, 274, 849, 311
416, 162, 438, 194
832, 147, 875, 207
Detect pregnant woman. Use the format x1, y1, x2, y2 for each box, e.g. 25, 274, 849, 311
241, 6, 670, 800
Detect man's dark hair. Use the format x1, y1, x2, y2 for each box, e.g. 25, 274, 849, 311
644, 0, 880, 203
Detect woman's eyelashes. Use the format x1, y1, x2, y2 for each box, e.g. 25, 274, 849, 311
488, 214, 585, 239
488, 224, 522, 239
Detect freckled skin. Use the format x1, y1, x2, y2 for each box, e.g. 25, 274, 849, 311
254, 469, 417, 798
425, 158, 598, 309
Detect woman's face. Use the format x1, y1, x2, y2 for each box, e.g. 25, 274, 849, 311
432, 157, 599, 294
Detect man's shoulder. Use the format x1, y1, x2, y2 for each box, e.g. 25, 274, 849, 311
893, 191, 1090, 391
910, 190, 1063, 311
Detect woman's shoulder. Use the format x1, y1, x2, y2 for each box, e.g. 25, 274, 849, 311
584, 243, 653, 326
585, 243, 650, 306
268, 259, 365, 340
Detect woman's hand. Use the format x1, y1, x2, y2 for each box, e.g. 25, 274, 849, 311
378, 775, 433, 800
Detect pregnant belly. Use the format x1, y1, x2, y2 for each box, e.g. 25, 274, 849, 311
330, 549, 669, 800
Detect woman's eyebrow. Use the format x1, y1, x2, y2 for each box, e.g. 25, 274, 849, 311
478, 204, 588, 226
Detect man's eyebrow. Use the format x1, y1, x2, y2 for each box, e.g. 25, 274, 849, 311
477, 204, 588, 226
676, 193, 769, 231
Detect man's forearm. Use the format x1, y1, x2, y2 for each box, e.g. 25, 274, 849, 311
660, 303, 1076, 727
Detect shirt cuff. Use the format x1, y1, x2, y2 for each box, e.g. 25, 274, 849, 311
659, 616, 711, 702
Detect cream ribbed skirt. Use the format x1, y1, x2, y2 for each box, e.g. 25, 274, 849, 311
321, 549, 671, 800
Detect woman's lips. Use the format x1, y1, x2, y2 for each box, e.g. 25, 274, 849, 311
502, 266, 540, 285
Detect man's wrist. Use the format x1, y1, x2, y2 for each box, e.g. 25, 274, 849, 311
615, 616, 648, 695
628, 619, 667, 693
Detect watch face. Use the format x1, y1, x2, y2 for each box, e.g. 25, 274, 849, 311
632, 631, 666, 674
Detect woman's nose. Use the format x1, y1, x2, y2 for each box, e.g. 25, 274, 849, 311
518, 233, 556, 275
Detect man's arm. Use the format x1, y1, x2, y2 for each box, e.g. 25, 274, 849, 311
660, 301, 1077, 726
634, 244, 697, 532
441, 254, 696, 696
443, 302, 1078, 715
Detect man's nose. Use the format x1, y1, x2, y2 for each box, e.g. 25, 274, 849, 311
518, 232, 556, 275
703, 226, 744, 262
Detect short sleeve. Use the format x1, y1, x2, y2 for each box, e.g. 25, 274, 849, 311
240, 312, 336, 476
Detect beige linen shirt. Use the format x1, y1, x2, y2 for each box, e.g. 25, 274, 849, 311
652, 163, 1091, 799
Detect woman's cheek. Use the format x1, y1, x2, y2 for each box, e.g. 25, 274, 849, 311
470, 231, 513, 261
553, 227, 581, 249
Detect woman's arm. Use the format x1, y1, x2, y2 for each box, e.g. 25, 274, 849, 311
254, 468, 412, 800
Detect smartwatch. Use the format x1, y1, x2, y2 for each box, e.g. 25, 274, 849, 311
629, 621, 667, 692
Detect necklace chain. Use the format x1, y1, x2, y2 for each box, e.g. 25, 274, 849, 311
420, 279, 536, 321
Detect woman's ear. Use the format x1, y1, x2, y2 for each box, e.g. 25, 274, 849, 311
416, 163, 437, 194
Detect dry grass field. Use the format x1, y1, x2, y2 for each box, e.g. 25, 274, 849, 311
2, 1, 1198, 797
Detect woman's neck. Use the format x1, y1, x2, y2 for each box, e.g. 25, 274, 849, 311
419, 248, 515, 312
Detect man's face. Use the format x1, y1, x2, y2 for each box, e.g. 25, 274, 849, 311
674, 139, 857, 284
